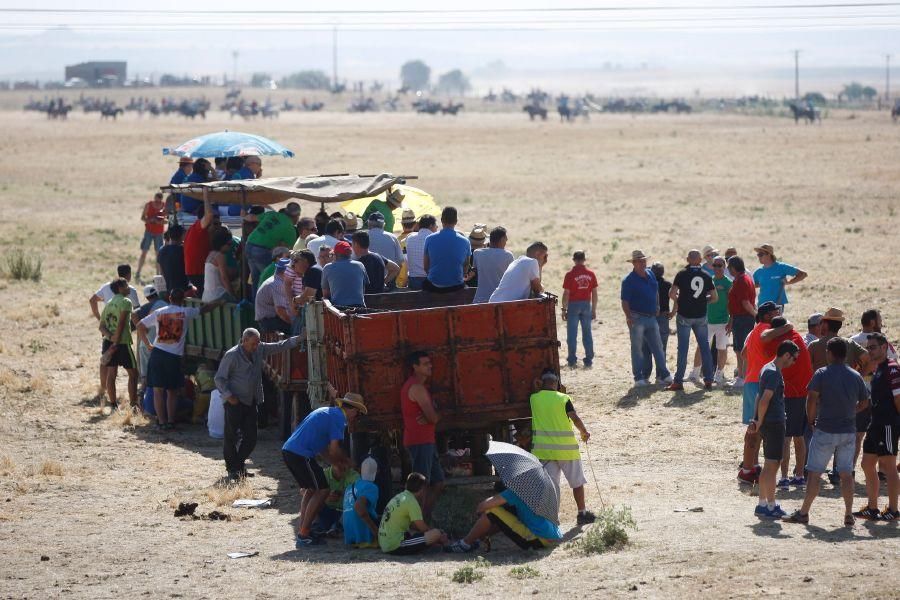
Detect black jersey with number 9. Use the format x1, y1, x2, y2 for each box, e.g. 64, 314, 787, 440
673, 266, 714, 319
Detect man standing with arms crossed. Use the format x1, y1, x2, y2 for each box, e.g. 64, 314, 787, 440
401, 351, 444, 519
748, 340, 798, 518
667, 249, 717, 391
620, 250, 672, 387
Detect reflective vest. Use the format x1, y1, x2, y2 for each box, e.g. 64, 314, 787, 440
530, 390, 580, 460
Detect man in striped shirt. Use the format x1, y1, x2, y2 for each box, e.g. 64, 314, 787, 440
255, 259, 292, 335
403, 214, 437, 291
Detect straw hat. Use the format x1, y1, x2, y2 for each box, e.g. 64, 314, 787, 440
754, 243, 775, 255
344, 212, 359, 230
337, 392, 367, 414
178, 156, 194, 165
387, 188, 405, 207
401, 208, 416, 225
628, 249, 650, 262
701, 244, 719, 257
821, 307, 845, 323
469, 224, 487, 241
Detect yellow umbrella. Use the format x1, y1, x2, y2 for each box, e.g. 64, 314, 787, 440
340, 184, 441, 234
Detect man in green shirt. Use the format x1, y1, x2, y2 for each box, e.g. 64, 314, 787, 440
689, 256, 733, 386
362, 188, 404, 233
99, 278, 138, 413
246, 203, 301, 292
378, 472, 448, 555
312, 464, 360, 536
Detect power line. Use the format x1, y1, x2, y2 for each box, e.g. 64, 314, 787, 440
3, 2, 900, 14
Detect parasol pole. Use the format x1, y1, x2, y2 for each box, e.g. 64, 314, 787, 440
240, 188, 249, 301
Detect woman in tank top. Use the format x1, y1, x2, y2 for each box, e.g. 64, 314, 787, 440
201, 227, 237, 303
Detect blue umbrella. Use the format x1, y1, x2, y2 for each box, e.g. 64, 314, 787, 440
162, 130, 294, 159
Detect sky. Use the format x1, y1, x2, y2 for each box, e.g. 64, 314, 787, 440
2, 1, 898, 95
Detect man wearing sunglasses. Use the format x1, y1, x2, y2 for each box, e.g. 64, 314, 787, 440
854, 332, 900, 521
752, 243, 807, 309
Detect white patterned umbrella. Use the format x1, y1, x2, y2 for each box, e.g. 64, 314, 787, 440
485, 441, 560, 525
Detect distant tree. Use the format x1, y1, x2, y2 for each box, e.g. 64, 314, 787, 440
861, 86, 878, 101
280, 70, 330, 90
400, 60, 431, 91
250, 72, 272, 88
840, 82, 865, 102
436, 69, 471, 96
802, 92, 826, 106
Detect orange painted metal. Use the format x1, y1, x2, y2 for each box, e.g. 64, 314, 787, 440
323, 293, 560, 432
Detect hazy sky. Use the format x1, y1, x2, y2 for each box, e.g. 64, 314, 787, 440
2, 1, 898, 94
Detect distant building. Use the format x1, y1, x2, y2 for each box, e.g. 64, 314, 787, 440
65, 61, 127, 87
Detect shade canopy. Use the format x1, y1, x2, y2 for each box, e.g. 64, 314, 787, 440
162, 173, 408, 206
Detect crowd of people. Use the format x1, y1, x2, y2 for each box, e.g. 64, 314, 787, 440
86, 160, 898, 559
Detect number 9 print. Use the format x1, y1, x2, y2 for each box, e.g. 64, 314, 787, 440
690, 276, 704, 298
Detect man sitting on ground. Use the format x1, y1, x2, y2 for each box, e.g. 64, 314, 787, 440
445, 482, 563, 553
378, 472, 449, 555
343, 457, 381, 547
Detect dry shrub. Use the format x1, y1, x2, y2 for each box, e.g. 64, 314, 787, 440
0, 454, 15, 476
107, 407, 150, 429
205, 479, 255, 507
0, 369, 19, 392
37, 459, 64, 477
29, 374, 51, 394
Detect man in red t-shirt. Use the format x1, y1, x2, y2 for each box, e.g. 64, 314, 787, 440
738, 302, 794, 484
561, 251, 599, 368
770, 319, 814, 488
726, 256, 757, 386
401, 351, 444, 518
136, 192, 167, 283
182, 191, 218, 296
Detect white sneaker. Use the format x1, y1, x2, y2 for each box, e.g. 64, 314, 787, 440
659, 375, 674, 385
634, 379, 651, 387
714, 371, 726, 386
688, 368, 701, 383
732, 377, 744, 389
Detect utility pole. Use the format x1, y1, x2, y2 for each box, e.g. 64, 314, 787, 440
794, 49, 800, 100
886, 54, 892, 102
332, 26, 338, 92
232, 50, 239, 86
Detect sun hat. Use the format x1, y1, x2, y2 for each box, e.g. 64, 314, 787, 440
821, 307, 845, 322
178, 156, 194, 165
628, 249, 650, 262
337, 392, 367, 414
333, 241, 353, 256
469, 225, 487, 241
401, 208, 416, 225
701, 245, 719, 257
754, 243, 775, 255
344, 212, 359, 231
387, 188, 405, 207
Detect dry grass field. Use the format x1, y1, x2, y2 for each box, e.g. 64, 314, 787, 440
0, 106, 898, 599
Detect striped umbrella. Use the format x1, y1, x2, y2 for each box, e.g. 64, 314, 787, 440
485, 441, 560, 525
162, 130, 294, 159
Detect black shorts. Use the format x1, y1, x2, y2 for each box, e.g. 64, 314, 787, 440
146, 347, 183, 390
863, 424, 899, 457
856, 409, 873, 433
387, 532, 428, 556
731, 315, 755, 352
102, 340, 136, 369
759, 421, 786, 462
784, 397, 807, 437
283, 450, 327, 490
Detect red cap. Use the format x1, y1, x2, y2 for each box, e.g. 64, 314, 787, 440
334, 241, 352, 256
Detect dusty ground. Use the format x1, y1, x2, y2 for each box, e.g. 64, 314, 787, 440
0, 108, 899, 599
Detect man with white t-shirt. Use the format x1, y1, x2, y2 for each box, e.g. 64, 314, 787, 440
404, 214, 438, 291
137, 288, 222, 429
852, 309, 898, 360
489, 241, 548, 303
89, 264, 140, 400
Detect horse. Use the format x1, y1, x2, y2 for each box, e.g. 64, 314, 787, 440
789, 103, 821, 124
99, 106, 124, 120
261, 106, 279, 119
440, 103, 463, 116
48, 103, 72, 120
522, 104, 548, 121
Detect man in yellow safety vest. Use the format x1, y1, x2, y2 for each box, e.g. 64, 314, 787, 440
530, 370, 596, 524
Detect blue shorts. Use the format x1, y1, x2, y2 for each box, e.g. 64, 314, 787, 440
141, 230, 164, 252
806, 430, 856, 474
406, 443, 445, 484
742, 381, 759, 425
